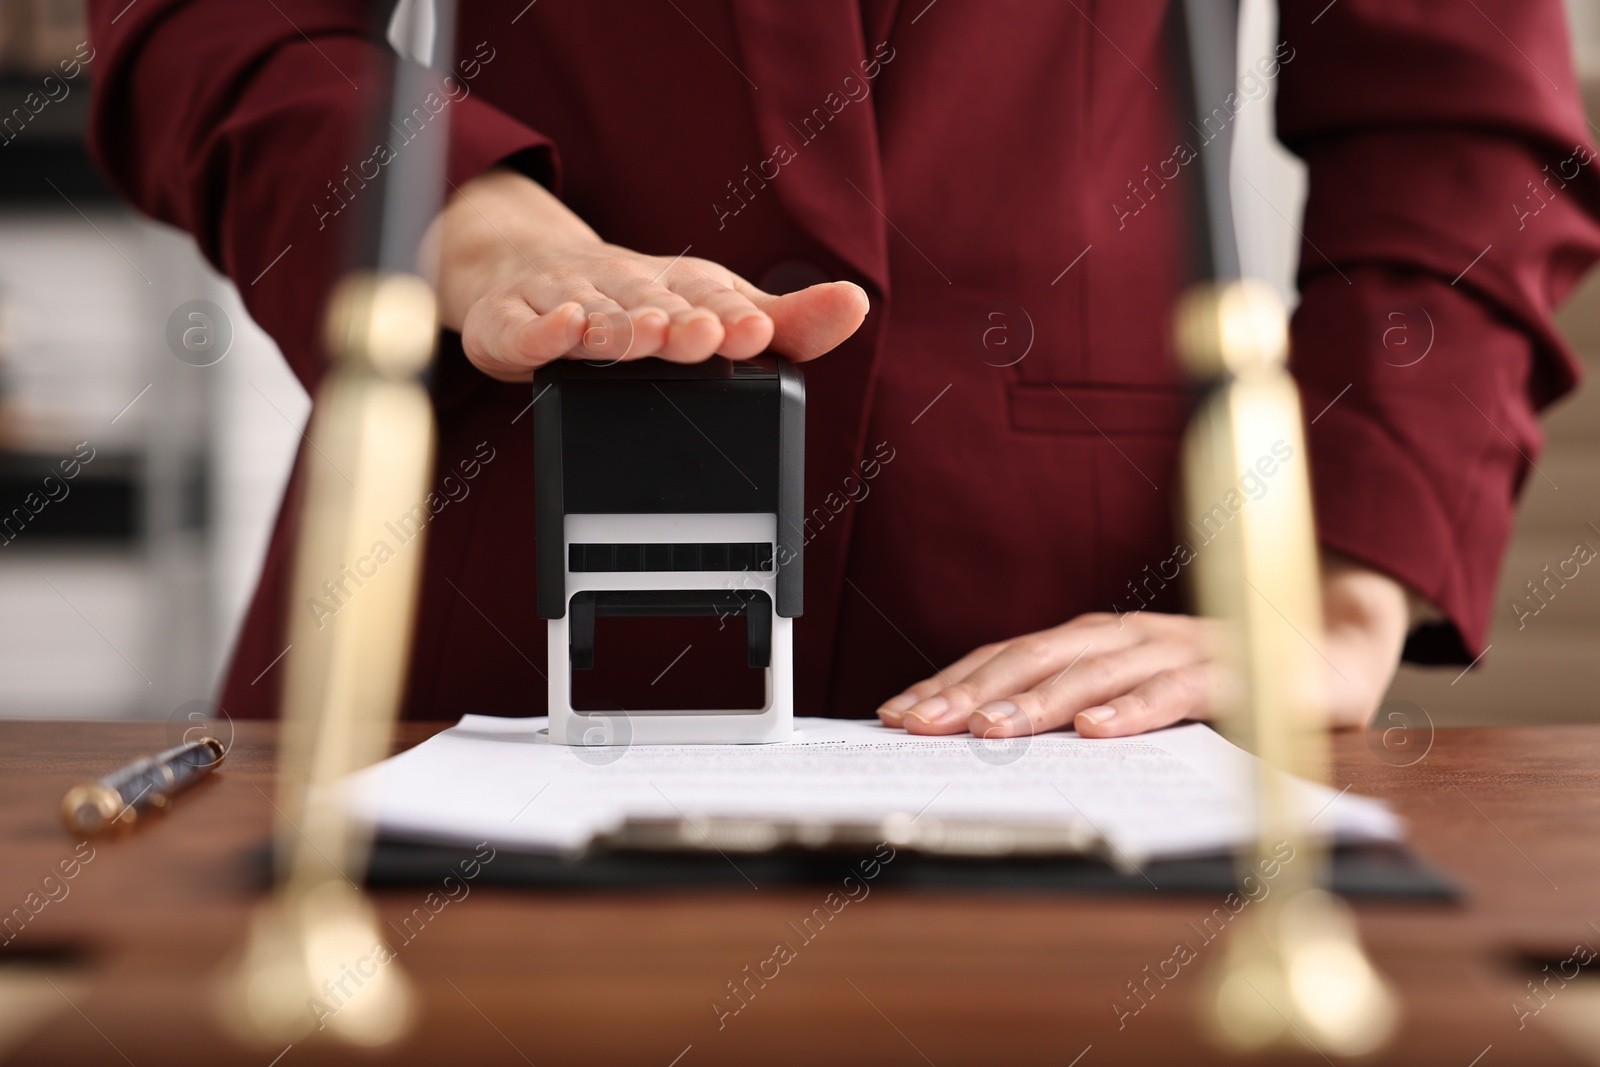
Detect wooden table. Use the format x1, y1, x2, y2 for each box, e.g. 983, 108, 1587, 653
1, 720, 1597, 1066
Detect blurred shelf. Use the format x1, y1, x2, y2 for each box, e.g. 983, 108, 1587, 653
0, 74, 116, 204
0, 449, 141, 543
0, 139, 115, 203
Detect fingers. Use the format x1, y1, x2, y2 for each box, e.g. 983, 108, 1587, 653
883, 620, 1120, 729
876, 643, 1007, 728
908, 630, 1196, 739
603, 272, 748, 363
900, 621, 1144, 736
664, 274, 775, 359
572, 297, 665, 363
960, 639, 1209, 739
458, 250, 869, 385
436, 169, 866, 379
461, 298, 584, 382
877, 613, 1228, 741
458, 244, 869, 384
967, 642, 1206, 738
1071, 663, 1220, 738
582, 254, 771, 362
537, 256, 770, 363
602, 275, 697, 323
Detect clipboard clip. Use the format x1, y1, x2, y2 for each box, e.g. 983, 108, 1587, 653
592, 811, 1105, 859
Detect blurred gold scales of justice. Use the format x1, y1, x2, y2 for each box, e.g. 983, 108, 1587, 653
213, 0, 1397, 1054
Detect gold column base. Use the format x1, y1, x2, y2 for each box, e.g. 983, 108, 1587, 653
217, 881, 413, 1048
1208, 888, 1398, 1056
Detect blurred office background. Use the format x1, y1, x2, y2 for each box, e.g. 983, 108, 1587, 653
0, 0, 1594, 725
0, 0, 307, 720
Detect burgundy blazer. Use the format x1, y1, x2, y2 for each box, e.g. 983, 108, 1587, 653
87, 0, 1600, 720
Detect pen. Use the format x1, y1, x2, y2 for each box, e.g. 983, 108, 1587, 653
59, 737, 226, 835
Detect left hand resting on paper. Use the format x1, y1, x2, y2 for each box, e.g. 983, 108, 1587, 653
875, 551, 1412, 739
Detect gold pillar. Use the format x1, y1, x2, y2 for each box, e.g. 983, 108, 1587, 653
1177, 279, 1398, 1056
218, 272, 438, 1047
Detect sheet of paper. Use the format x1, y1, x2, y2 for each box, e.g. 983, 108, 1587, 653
344, 717, 1401, 863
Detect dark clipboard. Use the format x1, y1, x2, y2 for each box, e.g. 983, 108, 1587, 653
360, 838, 1458, 901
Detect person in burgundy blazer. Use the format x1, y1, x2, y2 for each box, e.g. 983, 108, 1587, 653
86, 1, 1600, 738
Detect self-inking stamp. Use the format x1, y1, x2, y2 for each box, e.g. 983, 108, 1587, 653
535, 355, 803, 745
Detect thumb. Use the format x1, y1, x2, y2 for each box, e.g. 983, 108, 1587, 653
733, 279, 869, 361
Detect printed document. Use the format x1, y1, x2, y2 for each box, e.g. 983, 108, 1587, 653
343, 717, 1399, 862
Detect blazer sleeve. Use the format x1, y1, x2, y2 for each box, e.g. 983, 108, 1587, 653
1277, 0, 1600, 663
84, 0, 556, 390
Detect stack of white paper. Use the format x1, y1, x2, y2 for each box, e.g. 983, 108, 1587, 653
343, 717, 1401, 863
